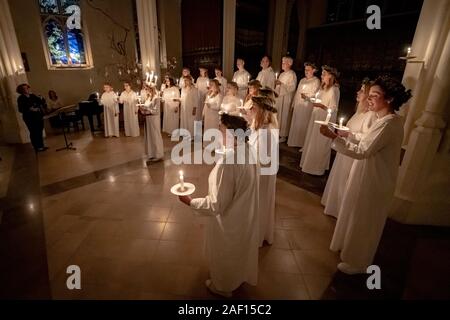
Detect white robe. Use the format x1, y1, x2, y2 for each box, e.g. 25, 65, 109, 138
100, 91, 119, 137
215, 76, 228, 96
196, 77, 209, 121
256, 67, 276, 89
300, 86, 340, 175
142, 96, 164, 159
190, 145, 259, 292
330, 114, 404, 268
221, 95, 241, 113
203, 93, 223, 131
119, 90, 140, 137
232, 69, 251, 100
275, 70, 297, 138
321, 111, 377, 218
180, 86, 199, 137
162, 86, 180, 135
287, 77, 321, 147
249, 124, 278, 246
179, 75, 194, 93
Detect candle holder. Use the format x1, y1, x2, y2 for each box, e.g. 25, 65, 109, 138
171, 171, 195, 196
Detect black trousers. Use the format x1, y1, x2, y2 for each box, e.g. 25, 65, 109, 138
23, 117, 44, 150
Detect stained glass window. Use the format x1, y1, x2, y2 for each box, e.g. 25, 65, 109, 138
39, 0, 91, 68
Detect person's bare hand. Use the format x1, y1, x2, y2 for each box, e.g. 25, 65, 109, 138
313, 103, 327, 110
178, 195, 192, 206
319, 125, 337, 140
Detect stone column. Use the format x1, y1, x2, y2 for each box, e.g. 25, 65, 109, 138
222, 0, 236, 80
400, 0, 449, 146
0, 0, 29, 143
392, 3, 450, 226
271, 0, 288, 72
136, 0, 161, 83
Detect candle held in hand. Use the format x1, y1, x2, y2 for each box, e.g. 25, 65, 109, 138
179, 170, 185, 191
339, 117, 344, 128
325, 108, 332, 124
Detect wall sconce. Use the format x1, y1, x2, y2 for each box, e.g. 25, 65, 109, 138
15, 65, 25, 75
399, 47, 425, 64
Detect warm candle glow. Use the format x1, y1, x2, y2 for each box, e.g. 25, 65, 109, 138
339, 117, 344, 128
179, 170, 185, 191
325, 108, 332, 124
407, 47, 411, 56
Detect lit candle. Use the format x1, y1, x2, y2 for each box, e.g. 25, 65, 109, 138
275, 72, 279, 79
325, 108, 332, 124
339, 117, 344, 128
179, 170, 185, 191
247, 75, 250, 82
176, 78, 179, 86
407, 47, 411, 56
96, 92, 99, 99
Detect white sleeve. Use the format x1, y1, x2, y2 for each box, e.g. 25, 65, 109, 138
190, 163, 235, 216
332, 121, 391, 160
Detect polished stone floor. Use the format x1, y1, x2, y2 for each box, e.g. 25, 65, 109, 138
40, 130, 338, 299
2, 126, 449, 300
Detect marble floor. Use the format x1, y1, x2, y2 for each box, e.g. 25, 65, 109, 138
2, 128, 448, 299
39, 130, 338, 299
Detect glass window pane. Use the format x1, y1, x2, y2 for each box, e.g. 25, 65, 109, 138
67, 29, 86, 64
44, 19, 68, 65
60, 0, 79, 13
39, 0, 59, 14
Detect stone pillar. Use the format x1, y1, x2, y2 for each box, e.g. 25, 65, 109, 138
0, 0, 29, 143
271, 0, 288, 72
400, 0, 450, 146
222, 0, 236, 80
157, 0, 168, 70
136, 0, 161, 83
392, 4, 450, 226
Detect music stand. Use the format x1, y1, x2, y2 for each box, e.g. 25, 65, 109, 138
44, 105, 77, 151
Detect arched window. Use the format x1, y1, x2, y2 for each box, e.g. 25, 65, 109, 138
39, 0, 92, 69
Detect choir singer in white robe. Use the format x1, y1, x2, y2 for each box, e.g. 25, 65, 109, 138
320, 75, 412, 274
203, 79, 223, 131
100, 83, 120, 138
275, 56, 297, 142
178, 76, 199, 139
178, 113, 259, 298
221, 82, 241, 114
232, 58, 251, 100
162, 77, 180, 136
119, 82, 140, 137
300, 65, 340, 175
287, 62, 321, 148
248, 95, 279, 247
214, 67, 228, 97
139, 86, 164, 162
256, 56, 276, 89
321, 78, 377, 218
196, 67, 210, 121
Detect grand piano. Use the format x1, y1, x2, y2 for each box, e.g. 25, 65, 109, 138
78, 93, 104, 133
